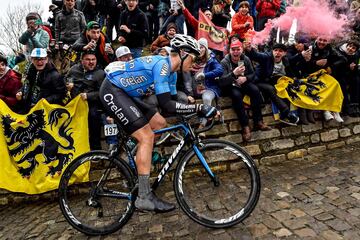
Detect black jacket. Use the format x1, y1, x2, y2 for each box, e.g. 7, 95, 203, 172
286, 45, 309, 78
219, 53, 255, 89
306, 42, 344, 75
66, 63, 105, 105
20, 63, 66, 113
118, 6, 149, 48
246, 48, 296, 84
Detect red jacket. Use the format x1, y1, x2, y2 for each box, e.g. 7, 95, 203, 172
256, 0, 281, 18
231, 13, 254, 39
183, 8, 200, 38
0, 68, 22, 108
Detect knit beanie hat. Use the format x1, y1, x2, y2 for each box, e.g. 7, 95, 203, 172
198, 38, 208, 49
166, 23, 177, 32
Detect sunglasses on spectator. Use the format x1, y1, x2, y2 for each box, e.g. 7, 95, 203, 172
33, 57, 47, 61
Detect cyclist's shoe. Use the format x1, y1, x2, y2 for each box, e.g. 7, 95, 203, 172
135, 192, 175, 213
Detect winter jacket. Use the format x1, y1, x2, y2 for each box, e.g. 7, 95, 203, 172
219, 54, 255, 89
18, 28, 50, 56
72, 31, 114, 68
118, 6, 149, 48
55, 7, 86, 44
202, 55, 224, 96
150, 34, 171, 52
336, 43, 359, 77
256, 0, 281, 18
231, 13, 254, 39
246, 48, 295, 84
66, 63, 105, 105
20, 63, 66, 113
306, 42, 345, 75
286, 45, 309, 78
0, 67, 22, 108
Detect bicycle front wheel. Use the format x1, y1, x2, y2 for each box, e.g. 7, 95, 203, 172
174, 139, 260, 228
58, 151, 136, 235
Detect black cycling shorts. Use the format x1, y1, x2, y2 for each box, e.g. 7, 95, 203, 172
99, 79, 158, 135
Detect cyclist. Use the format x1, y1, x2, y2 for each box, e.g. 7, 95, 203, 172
99, 34, 219, 212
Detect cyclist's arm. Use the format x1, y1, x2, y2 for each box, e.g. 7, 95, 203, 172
157, 92, 217, 118
157, 92, 197, 114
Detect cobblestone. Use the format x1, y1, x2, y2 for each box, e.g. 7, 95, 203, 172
1, 143, 360, 239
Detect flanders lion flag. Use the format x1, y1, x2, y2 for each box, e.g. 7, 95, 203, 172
275, 69, 344, 112
0, 96, 90, 194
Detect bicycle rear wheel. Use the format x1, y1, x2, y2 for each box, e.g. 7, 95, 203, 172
58, 151, 136, 235
174, 139, 260, 228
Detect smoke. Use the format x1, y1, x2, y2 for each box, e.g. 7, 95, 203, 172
251, 0, 350, 45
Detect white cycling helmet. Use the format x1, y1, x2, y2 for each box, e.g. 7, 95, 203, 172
170, 34, 201, 56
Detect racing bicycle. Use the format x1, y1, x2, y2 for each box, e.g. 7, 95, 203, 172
58, 113, 261, 235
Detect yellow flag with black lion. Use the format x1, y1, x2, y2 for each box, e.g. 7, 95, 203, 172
0, 96, 90, 194
275, 69, 344, 112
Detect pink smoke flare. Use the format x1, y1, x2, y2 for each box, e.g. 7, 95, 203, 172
251, 0, 350, 45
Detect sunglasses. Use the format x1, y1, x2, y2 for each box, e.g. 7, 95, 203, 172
33, 57, 47, 62
183, 52, 197, 62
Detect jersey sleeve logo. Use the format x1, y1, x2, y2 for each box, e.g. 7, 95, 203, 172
160, 63, 169, 76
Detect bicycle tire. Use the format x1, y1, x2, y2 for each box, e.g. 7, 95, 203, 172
58, 151, 136, 235
174, 139, 261, 228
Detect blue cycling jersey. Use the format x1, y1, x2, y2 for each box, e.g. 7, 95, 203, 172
105, 56, 177, 98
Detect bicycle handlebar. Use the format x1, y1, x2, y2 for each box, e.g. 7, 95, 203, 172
179, 111, 222, 134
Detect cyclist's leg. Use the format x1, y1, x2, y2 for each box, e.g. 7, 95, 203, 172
131, 124, 154, 175
99, 80, 174, 212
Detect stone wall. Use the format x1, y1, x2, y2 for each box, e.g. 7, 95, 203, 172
1, 97, 360, 205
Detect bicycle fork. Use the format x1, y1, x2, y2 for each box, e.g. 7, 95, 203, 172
192, 144, 220, 187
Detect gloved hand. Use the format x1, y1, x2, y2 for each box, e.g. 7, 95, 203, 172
197, 104, 217, 118
195, 72, 205, 81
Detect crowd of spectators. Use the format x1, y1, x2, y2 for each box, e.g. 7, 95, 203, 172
2, 0, 360, 147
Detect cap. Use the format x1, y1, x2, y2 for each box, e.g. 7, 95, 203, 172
272, 43, 287, 51
198, 38, 208, 49
116, 46, 132, 58
30, 48, 47, 58
86, 21, 100, 30
230, 40, 243, 49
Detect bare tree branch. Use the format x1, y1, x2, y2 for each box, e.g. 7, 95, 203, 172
0, 0, 42, 51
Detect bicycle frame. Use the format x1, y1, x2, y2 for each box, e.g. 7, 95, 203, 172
96, 117, 218, 201
140, 121, 216, 190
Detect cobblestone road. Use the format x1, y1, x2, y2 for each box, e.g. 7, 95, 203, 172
0, 143, 359, 240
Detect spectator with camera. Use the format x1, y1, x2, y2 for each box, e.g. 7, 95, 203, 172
305, 36, 346, 122
219, 40, 271, 142
19, 13, 50, 58
73, 21, 114, 68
